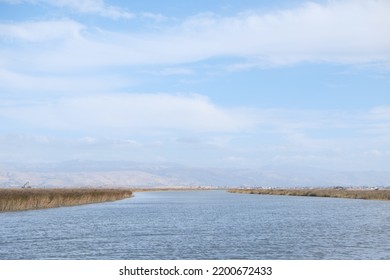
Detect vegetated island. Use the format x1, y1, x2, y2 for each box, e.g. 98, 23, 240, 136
228, 188, 390, 201
0, 188, 133, 212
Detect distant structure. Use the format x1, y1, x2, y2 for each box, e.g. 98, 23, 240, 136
21, 181, 30, 189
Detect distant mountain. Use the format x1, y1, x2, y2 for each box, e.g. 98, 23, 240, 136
0, 161, 389, 188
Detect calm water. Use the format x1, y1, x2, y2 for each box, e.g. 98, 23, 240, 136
1, 190, 389, 259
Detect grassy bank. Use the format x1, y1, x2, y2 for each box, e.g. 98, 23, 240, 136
228, 188, 390, 201
0, 188, 133, 212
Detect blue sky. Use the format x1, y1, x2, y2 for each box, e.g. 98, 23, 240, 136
0, 0, 389, 172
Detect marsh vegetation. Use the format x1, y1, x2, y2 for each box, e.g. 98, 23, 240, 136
228, 188, 390, 201
0, 188, 133, 212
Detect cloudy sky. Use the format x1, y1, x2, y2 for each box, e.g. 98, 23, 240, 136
0, 0, 389, 172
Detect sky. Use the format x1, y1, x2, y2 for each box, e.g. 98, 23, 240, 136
0, 0, 389, 172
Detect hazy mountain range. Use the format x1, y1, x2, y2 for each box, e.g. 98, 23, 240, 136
1, 160, 389, 188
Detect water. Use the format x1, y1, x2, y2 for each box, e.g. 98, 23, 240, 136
1, 190, 389, 259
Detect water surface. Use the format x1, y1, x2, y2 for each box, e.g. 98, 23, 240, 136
1, 190, 389, 259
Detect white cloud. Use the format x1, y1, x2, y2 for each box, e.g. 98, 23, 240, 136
0, 93, 254, 133
52, 0, 134, 19
1, 0, 389, 72
0, 0, 167, 20
361, 106, 390, 137
366, 106, 390, 121
77, 136, 98, 145
0, 19, 83, 42
0, 68, 133, 94
159, 67, 194, 76
208, 0, 388, 65
114, 139, 142, 147
1, 0, 389, 171
169, 0, 390, 66
2, 101, 390, 170
366, 149, 385, 158
0, 0, 134, 19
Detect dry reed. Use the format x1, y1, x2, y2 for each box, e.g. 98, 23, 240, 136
228, 188, 390, 201
0, 188, 133, 212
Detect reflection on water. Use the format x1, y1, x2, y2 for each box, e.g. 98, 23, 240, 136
1, 190, 389, 259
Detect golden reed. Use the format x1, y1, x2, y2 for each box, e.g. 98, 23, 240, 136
0, 188, 133, 212
228, 188, 390, 201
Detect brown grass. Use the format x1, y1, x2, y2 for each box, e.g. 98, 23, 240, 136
0, 188, 133, 212
228, 188, 390, 201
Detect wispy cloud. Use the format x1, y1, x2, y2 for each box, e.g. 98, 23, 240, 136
51, 0, 134, 19
0, 0, 389, 171
0, 93, 254, 133
1, 98, 389, 169
0, 0, 134, 19
0, 19, 83, 42
177, 0, 390, 67
361, 106, 390, 137
1, 93, 387, 145
0, 0, 169, 21
1, 0, 389, 73
0, 68, 133, 95
158, 67, 194, 76
366, 106, 390, 121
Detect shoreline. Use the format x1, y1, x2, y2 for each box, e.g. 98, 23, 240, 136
0, 187, 213, 212
228, 188, 390, 201
0, 188, 133, 212
2, 187, 389, 212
